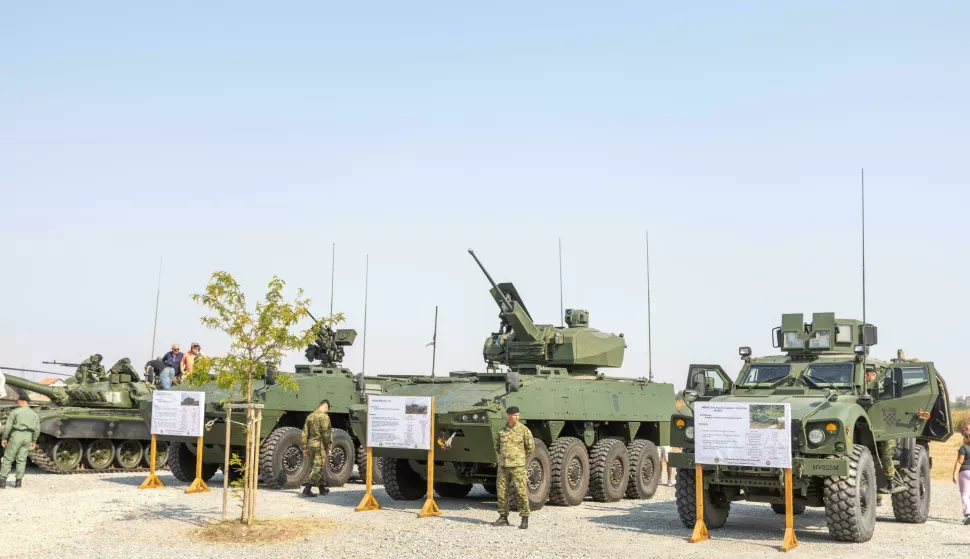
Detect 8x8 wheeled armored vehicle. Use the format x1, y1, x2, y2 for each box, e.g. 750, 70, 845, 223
351, 249, 676, 509
669, 312, 952, 542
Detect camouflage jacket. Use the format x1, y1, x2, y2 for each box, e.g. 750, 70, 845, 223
494, 422, 535, 468
2, 406, 40, 443
302, 410, 333, 452
75, 355, 106, 383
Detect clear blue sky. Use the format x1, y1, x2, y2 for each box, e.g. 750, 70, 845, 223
2, 2, 968, 395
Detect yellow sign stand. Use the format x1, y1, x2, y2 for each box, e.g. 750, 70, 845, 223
689, 464, 710, 543
417, 397, 441, 518
185, 436, 211, 494
781, 468, 800, 552
138, 435, 164, 489
355, 445, 381, 512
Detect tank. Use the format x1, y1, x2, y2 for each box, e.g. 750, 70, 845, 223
669, 313, 953, 543
139, 326, 408, 488
3, 360, 167, 473
349, 249, 677, 509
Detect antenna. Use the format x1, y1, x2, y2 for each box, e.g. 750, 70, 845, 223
150, 256, 162, 358
861, 168, 867, 356
330, 242, 336, 315
558, 238, 564, 327
362, 254, 369, 375
646, 230, 654, 382
431, 305, 438, 378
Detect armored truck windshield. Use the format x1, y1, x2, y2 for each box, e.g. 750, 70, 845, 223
803, 362, 853, 386
738, 364, 790, 386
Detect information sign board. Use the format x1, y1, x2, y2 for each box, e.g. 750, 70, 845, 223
150, 391, 205, 437
366, 395, 432, 450
695, 402, 792, 469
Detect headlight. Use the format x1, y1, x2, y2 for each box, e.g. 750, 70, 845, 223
472, 414, 479, 421
808, 429, 825, 445
685, 426, 695, 440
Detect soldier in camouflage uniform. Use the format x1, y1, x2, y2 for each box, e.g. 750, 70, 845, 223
107, 358, 142, 382
0, 395, 40, 488
301, 399, 334, 497
74, 354, 107, 384
866, 366, 897, 496
492, 406, 535, 529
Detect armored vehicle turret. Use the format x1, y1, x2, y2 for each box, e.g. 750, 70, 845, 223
349, 249, 676, 509
2, 359, 166, 473
140, 325, 407, 488
669, 313, 953, 543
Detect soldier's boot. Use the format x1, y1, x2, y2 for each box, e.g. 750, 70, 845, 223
13, 479, 21, 489
301, 484, 316, 498
491, 514, 510, 527
0, 478, 5, 489
519, 516, 529, 530
319, 485, 330, 496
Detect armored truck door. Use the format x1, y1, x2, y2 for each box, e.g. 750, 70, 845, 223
920, 367, 952, 442
686, 364, 732, 399
871, 362, 939, 440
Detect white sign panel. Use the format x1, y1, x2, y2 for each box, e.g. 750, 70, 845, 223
366, 395, 432, 450
695, 402, 792, 469
0, 369, 6, 399
151, 391, 206, 437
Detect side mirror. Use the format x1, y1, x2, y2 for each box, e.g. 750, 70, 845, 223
683, 389, 699, 404
692, 372, 707, 396
772, 327, 782, 348
892, 367, 905, 397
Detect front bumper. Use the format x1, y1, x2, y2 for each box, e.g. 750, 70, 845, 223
668, 452, 849, 478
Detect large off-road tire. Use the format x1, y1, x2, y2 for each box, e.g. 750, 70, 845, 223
168, 442, 218, 483
771, 503, 806, 515
589, 438, 629, 502
548, 437, 589, 506
824, 444, 877, 542
382, 458, 426, 501
324, 429, 355, 488
434, 482, 474, 498
626, 439, 661, 499
891, 443, 931, 523
675, 467, 730, 529
507, 439, 552, 511
355, 442, 384, 485
259, 427, 310, 489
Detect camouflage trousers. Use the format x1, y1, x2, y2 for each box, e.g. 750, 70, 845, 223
305, 446, 329, 487
0, 432, 32, 481
877, 439, 896, 480
497, 465, 530, 517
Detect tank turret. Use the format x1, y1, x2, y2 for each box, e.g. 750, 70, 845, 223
4, 371, 151, 410
468, 249, 625, 372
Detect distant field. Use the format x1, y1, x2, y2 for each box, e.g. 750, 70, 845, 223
929, 408, 969, 480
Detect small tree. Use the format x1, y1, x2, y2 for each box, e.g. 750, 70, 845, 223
186, 271, 344, 524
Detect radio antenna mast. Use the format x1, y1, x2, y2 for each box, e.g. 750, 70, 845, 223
861, 169, 867, 356
330, 243, 336, 315
150, 256, 162, 358
558, 238, 564, 327
362, 254, 369, 375
646, 230, 654, 382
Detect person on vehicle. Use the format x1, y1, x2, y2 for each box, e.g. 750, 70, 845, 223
179, 343, 205, 384
492, 406, 535, 529
144, 358, 168, 388
866, 366, 897, 495
953, 422, 970, 524
162, 344, 183, 387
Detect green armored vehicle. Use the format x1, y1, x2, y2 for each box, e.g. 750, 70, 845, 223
350, 249, 676, 508
2, 360, 166, 473
669, 313, 953, 543
144, 326, 403, 488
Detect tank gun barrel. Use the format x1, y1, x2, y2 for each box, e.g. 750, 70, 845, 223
468, 249, 513, 312
3, 373, 67, 404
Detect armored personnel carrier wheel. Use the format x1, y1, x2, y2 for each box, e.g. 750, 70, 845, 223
506, 439, 551, 511
168, 442, 218, 483
324, 429, 355, 487
84, 439, 116, 470
589, 438, 629, 502
823, 444, 877, 542
891, 443, 931, 523
675, 466, 730, 529
434, 482, 474, 498
114, 440, 144, 470
548, 437, 589, 506
259, 427, 311, 489
355, 443, 384, 485
625, 439, 661, 499
142, 441, 169, 469
382, 458, 426, 501
770, 503, 806, 515
482, 483, 498, 496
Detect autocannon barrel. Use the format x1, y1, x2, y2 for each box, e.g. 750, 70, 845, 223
468, 249, 512, 312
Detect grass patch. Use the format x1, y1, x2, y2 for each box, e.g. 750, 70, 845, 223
193, 518, 339, 545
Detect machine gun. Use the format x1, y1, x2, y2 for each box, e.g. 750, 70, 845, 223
43, 361, 80, 368
304, 311, 358, 365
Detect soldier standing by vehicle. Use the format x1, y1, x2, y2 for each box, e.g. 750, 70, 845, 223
866, 366, 898, 495
492, 406, 535, 529
0, 395, 40, 488
301, 399, 333, 497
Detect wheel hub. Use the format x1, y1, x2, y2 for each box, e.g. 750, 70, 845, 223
859, 471, 871, 514
329, 446, 347, 473
640, 456, 656, 486
567, 456, 583, 490
282, 445, 303, 475
610, 458, 624, 487
117, 441, 142, 468
88, 440, 114, 468
527, 458, 544, 493
54, 440, 82, 470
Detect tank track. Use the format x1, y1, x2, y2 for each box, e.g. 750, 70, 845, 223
28, 442, 166, 475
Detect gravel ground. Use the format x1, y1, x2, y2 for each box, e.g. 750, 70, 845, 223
1, 470, 967, 558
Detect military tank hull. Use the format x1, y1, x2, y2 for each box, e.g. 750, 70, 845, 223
3, 373, 168, 473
